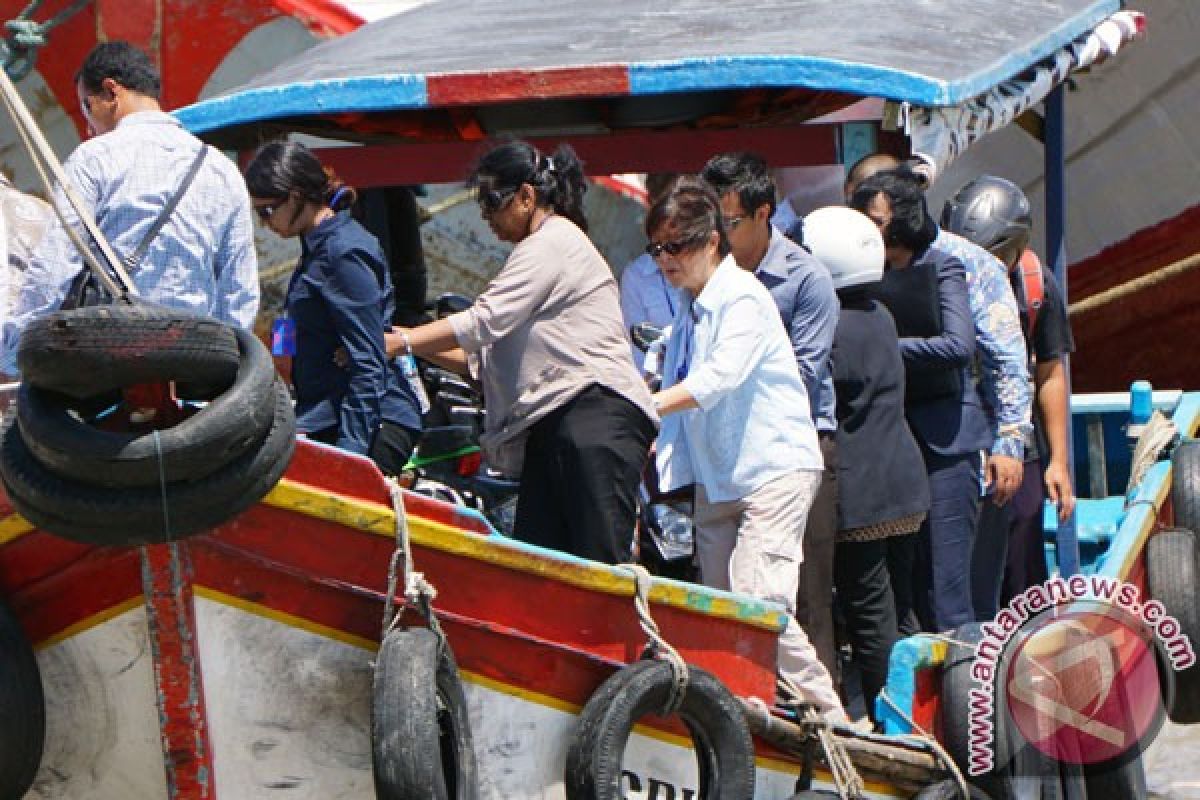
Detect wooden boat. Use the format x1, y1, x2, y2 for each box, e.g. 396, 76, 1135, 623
0, 2, 1160, 798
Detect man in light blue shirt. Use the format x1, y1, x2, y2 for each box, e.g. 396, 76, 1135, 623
702, 152, 840, 678
618, 173, 681, 367
1, 41, 259, 374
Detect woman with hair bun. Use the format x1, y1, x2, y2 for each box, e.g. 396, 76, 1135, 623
393, 139, 657, 564
244, 140, 421, 475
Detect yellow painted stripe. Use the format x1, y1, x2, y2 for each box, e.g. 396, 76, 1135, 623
460, 668, 583, 716
461, 667, 905, 794
263, 479, 788, 632
1113, 473, 1171, 581
0, 513, 33, 546
35, 595, 144, 651
193, 586, 378, 652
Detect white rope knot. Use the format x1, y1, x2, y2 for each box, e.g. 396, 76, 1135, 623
382, 483, 441, 640
622, 563, 689, 716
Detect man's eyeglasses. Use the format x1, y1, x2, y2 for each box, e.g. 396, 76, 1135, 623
645, 236, 700, 259
255, 198, 287, 221
477, 187, 517, 216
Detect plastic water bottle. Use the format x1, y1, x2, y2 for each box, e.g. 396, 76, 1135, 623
400, 352, 431, 415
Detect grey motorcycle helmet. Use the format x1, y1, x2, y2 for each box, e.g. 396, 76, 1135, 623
941, 175, 1033, 265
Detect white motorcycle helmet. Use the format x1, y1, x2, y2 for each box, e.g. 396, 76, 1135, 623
802, 206, 886, 290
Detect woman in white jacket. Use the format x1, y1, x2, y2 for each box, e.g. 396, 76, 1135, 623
648, 177, 845, 721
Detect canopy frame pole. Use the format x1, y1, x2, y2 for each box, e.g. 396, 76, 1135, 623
1045, 83, 1080, 577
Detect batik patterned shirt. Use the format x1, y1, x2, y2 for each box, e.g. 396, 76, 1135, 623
933, 227, 1033, 460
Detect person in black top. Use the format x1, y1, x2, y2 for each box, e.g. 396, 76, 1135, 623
851, 168, 991, 634
804, 205, 930, 723
244, 141, 422, 475
943, 176, 1076, 616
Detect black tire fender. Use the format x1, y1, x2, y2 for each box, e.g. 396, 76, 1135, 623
1082, 755, 1147, 799
939, 623, 1013, 799
1146, 527, 1200, 724
372, 627, 478, 800
17, 326, 277, 487
565, 659, 755, 800
17, 305, 239, 398
0, 378, 295, 545
1171, 440, 1200, 535
0, 596, 45, 799
911, 779, 993, 799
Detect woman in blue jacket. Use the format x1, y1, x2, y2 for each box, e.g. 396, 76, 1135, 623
244, 141, 421, 475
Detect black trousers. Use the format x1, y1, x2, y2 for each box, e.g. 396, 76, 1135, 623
514, 385, 655, 565
308, 421, 419, 477
795, 431, 839, 678
834, 537, 899, 722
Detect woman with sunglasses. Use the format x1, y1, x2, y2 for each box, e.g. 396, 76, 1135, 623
392, 140, 657, 564
244, 140, 421, 475
648, 177, 846, 721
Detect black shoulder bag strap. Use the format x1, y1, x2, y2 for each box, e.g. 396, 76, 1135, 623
61, 145, 211, 309
122, 144, 209, 271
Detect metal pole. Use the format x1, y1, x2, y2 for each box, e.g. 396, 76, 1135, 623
1045, 83, 1080, 576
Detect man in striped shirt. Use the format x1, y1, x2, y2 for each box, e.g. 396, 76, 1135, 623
1, 41, 258, 374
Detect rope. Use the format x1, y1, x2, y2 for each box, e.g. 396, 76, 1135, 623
152, 429, 171, 542
777, 673, 866, 799
1069, 250, 1200, 317
382, 482, 440, 641
0, 62, 136, 299
1126, 410, 1178, 495
877, 688, 973, 800
622, 563, 690, 716
4, 0, 92, 81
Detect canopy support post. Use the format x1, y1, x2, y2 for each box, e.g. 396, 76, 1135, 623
1045, 83, 1080, 577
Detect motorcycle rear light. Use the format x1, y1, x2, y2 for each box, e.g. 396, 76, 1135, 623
456, 450, 483, 476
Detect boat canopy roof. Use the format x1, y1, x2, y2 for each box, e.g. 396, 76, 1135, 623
178, 0, 1122, 148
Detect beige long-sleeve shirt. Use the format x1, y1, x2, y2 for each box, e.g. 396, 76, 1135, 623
449, 215, 657, 476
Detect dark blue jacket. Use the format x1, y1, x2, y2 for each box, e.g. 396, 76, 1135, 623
874, 247, 991, 458
289, 212, 420, 454
833, 293, 930, 530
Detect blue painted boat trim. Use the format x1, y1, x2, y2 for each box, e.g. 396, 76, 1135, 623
628, 56, 938, 103
878, 635, 944, 735
1071, 390, 1182, 415
629, 0, 1115, 107
176, 74, 428, 135
176, 0, 1119, 135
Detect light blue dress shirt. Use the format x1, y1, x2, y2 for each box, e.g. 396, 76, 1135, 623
754, 225, 839, 432
1, 112, 259, 373
656, 256, 822, 503
619, 252, 681, 366
933, 228, 1033, 460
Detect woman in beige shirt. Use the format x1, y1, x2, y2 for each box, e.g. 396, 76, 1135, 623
394, 140, 657, 564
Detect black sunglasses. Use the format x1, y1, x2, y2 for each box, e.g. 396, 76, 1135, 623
477, 187, 517, 216
255, 197, 287, 221
645, 235, 702, 258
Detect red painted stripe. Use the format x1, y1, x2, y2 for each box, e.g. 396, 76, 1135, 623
271, 0, 364, 36
1069, 202, 1200, 392
915, 667, 940, 737
141, 543, 214, 800
428, 66, 630, 107
314, 123, 839, 187
6, 547, 142, 644
193, 511, 778, 699
283, 440, 491, 534
0, 530, 96, 597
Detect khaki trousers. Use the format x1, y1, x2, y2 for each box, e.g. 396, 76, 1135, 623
694, 470, 846, 719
